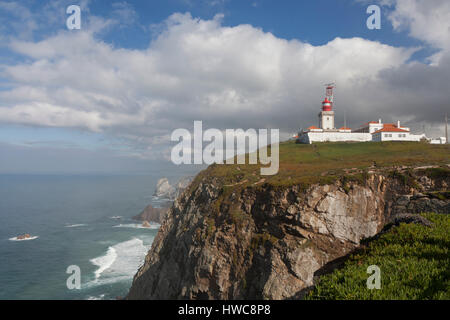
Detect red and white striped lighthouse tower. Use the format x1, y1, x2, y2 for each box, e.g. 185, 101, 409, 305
319, 83, 335, 130
322, 97, 332, 111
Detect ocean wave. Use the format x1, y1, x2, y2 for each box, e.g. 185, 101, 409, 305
65, 224, 86, 228
9, 236, 39, 241
90, 246, 118, 279
109, 216, 122, 220
85, 237, 152, 288
112, 223, 160, 230
152, 195, 173, 203
86, 294, 105, 300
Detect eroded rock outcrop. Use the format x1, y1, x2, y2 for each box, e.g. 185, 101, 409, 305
153, 176, 194, 200
153, 178, 176, 199
133, 204, 169, 223
127, 166, 449, 300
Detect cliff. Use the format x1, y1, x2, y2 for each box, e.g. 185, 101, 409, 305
153, 176, 194, 200
133, 204, 169, 223
127, 142, 449, 300
153, 178, 176, 199
134, 177, 194, 223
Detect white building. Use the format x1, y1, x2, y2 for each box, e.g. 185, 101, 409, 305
296, 87, 434, 144
296, 127, 372, 144
298, 118, 427, 144
371, 122, 425, 142
429, 137, 447, 144
296, 90, 374, 143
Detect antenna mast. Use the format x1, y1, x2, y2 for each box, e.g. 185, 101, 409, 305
344, 109, 347, 128
446, 113, 448, 144
324, 82, 336, 107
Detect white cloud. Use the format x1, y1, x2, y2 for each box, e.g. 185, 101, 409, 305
0, 9, 449, 160
0, 1, 37, 40
386, 0, 450, 51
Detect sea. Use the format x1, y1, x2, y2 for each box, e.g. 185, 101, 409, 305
0, 169, 200, 300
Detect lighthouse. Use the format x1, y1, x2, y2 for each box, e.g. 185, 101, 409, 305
318, 84, 335, 130
297, 83, 433, 144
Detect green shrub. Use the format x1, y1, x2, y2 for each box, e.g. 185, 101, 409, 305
420, 167, 450, 180
250, 232, 278, 251
387, 169, 420, 189
206, 218, 216, 239
307, 213, 449, 300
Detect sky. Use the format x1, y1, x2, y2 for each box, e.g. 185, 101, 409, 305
0, 0, 449, 174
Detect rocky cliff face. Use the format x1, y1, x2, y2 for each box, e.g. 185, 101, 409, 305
127, 166, 449, 300
153, 176, 194, 200
153, 178, 176, 199
133, 204, 169, 223
135, 177, 194, 223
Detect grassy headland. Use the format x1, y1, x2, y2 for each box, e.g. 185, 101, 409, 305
193, 141, 450, 189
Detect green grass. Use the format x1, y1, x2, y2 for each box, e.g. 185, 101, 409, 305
183, 141, 449, 221
306, 213, 450, 300
189, 141, 450, 191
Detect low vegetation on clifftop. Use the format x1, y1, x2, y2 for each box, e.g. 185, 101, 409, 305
189, 141, 450, 191
307, 213, 449, 300
186, 141, 450, 219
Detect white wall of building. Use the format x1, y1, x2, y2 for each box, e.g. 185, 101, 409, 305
372, 132, 425, 142
368, 123, 383, 133
297, 131, 431, 144
430, 137, 447, 144
298, 132, 372, 144
297, 115, 439, 144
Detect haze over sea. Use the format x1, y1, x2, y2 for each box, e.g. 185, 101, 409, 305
0, 168, 199, 300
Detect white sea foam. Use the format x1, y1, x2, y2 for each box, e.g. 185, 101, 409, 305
87, 294, 105, 300
85, 237, 152, 288
152, 196, 172, 204
90, 247, 118, 279
65, 224, 86, 228
109, 216, 122, 219
113, 223, 160, 230
9, 236, 39, 241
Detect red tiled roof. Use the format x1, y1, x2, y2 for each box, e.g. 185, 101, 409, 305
307, 126, 320, 130
373, 125, 409, 134
339, 127, 351, 130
